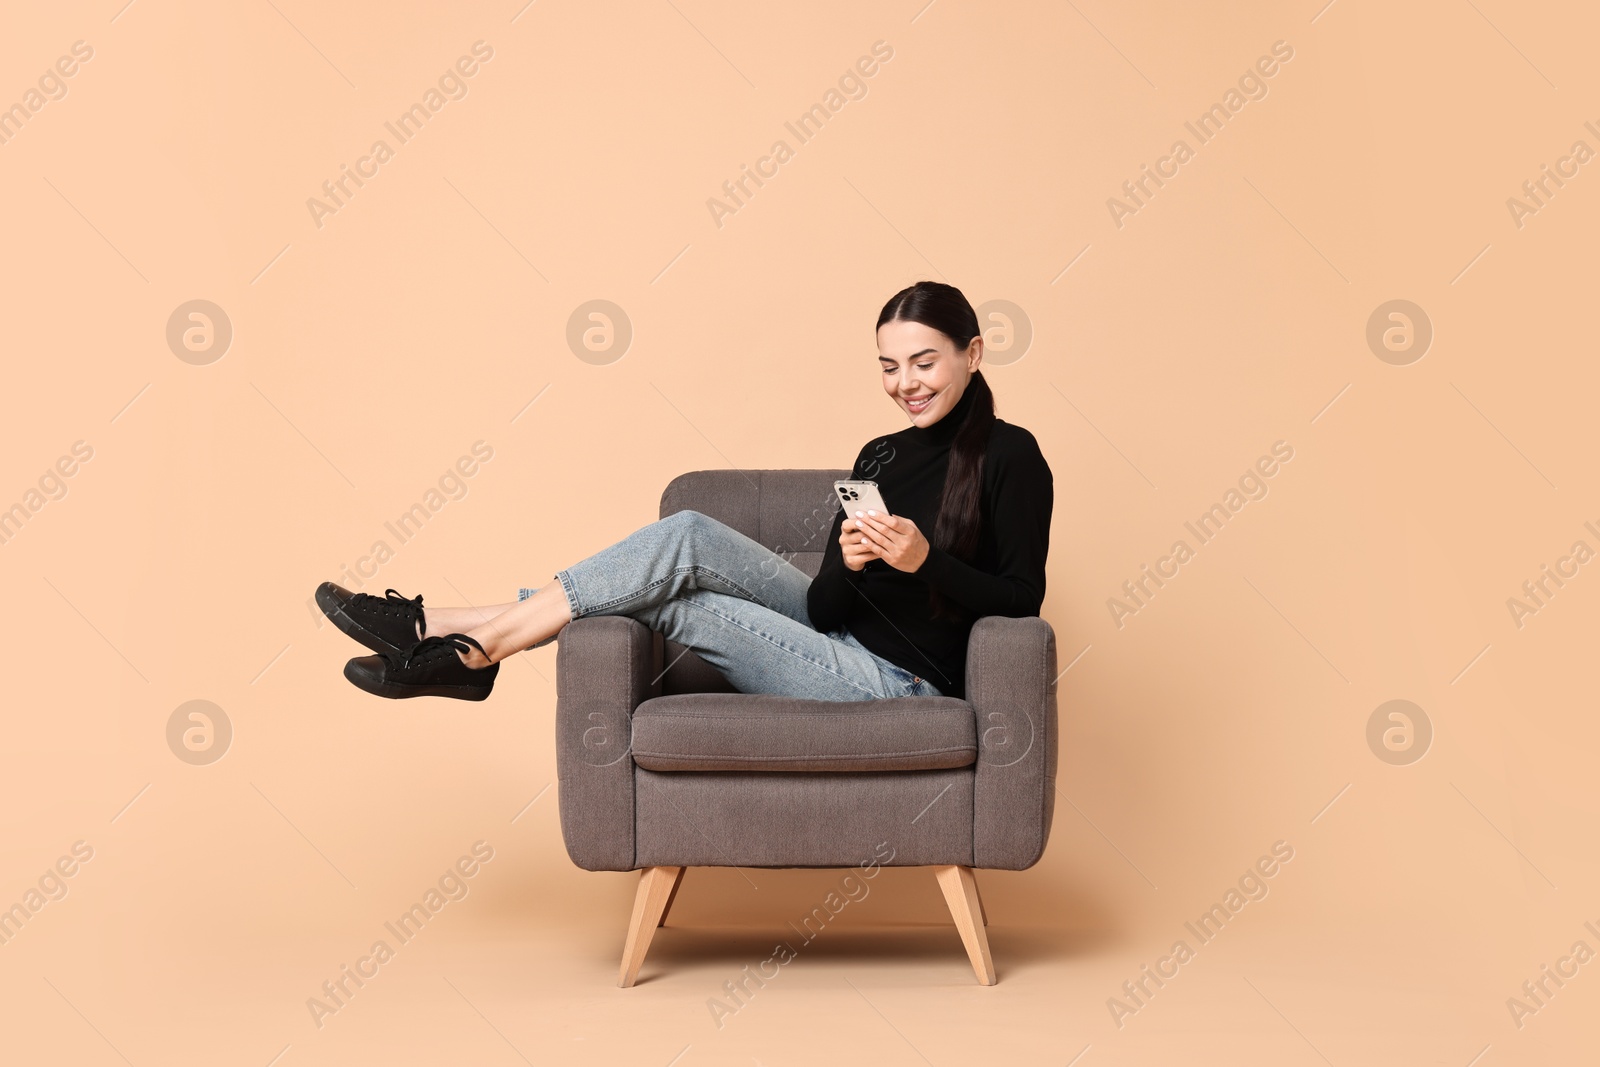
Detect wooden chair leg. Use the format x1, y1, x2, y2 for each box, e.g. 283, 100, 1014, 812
934, 865, 996, 985
619, 866, 682, 987
972, 871, 989, 926
657, 866, 687, 927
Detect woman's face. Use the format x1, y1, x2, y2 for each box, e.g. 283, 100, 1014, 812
876, 318, 982, 427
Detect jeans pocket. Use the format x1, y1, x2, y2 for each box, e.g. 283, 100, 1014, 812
878, 660, 925, 699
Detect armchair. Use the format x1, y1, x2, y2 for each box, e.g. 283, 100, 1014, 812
553, 469, 1058, 985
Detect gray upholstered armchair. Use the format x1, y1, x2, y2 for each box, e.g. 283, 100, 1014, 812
553, 469, 1058, 986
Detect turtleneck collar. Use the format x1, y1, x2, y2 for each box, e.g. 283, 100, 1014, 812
906, 379, 979, 447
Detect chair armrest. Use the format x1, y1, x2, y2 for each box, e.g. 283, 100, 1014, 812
554, 615, 659, 871
966, 615, 1059, 870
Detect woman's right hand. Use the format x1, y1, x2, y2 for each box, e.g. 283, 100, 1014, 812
840, 512, 878, 572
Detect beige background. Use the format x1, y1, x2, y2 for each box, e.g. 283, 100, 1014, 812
2, 0, 1596, 1063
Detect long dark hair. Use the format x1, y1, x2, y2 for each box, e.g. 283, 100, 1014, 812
876, 281, 996, 622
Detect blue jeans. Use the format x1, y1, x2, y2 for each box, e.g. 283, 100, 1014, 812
520, 509, 943, 701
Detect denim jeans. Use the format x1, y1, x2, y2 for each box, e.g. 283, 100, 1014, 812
520, 509, 943, 701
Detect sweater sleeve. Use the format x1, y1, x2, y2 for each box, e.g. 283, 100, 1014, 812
805, 444, 873, 634
912, 428, 1053, 618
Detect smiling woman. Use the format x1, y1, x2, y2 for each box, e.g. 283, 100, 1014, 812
806, 280, 1054, 698
313, 279, 1052, 705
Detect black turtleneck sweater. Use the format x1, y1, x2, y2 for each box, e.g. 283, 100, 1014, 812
806, 384, 1054, 700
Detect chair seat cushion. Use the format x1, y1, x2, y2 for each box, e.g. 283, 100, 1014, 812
630, 693, 977, 772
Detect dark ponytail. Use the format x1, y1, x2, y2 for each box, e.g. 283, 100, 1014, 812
876, 281, 996, 622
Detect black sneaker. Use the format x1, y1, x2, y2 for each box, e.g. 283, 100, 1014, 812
317, 583, 426, 656
343, 633, 499, 701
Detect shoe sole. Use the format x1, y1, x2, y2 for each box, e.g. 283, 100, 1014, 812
342, 658, 493, 701
317, 582, 407, 657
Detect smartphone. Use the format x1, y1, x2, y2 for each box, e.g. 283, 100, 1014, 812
834, 479, 890, 517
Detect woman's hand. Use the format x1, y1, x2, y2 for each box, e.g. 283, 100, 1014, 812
839, 511, 880, 572
849, 510, 930, 573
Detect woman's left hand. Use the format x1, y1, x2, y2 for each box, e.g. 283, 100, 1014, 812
850, 510, 929, 573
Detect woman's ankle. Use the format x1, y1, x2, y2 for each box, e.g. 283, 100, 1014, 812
457, 645, 494, 669
426, 602, 518, 641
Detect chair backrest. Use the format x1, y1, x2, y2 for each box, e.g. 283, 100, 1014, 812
658, 469, 850, 580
